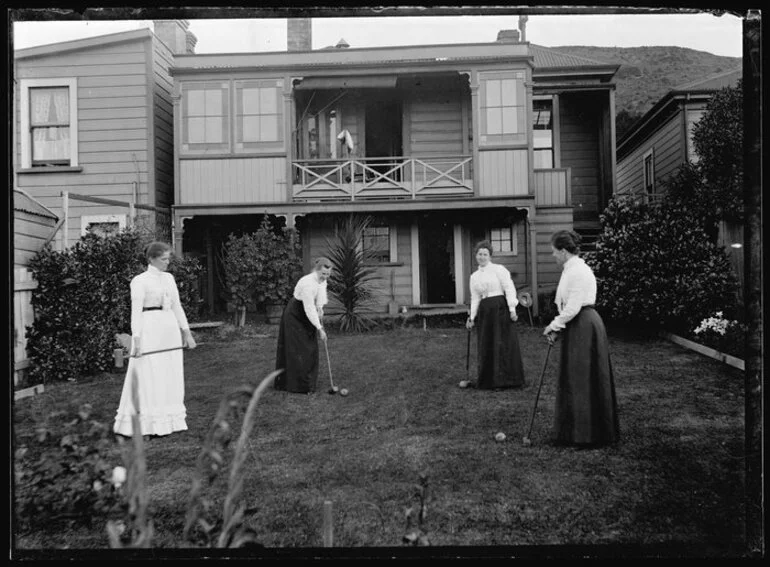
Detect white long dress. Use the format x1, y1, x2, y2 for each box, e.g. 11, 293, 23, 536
113, 265, 190, 437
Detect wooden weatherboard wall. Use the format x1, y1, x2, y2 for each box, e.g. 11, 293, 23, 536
179, 157, 288, 204
616, 109, 683, 197
534, 206, 573, 289
478, 149, 529, 197
14, 31, 174, 248
558, 93, 601, 227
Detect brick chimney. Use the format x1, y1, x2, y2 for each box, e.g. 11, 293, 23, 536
496, 29, 520, 43
287, 18, 312, 51
154, 20, 196, 54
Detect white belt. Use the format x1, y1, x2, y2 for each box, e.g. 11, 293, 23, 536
481, 291, 504, 299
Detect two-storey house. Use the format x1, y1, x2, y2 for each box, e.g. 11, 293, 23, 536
171, 18, 619, 317
13, 20, 197, 249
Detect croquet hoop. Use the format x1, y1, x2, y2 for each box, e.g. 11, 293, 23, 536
519, 292, 533, 308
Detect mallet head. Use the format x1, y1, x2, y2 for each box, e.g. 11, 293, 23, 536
522, 436, 532, 447
327, 387, 337, 395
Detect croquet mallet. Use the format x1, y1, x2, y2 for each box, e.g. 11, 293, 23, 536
522, 333, 556, 446
323, 337, 339, 395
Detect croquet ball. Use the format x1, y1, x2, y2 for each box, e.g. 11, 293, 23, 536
495, 432, 506, 442
340, 388, 349, 396
459, 380, 469, 388
332, 386, 339, 392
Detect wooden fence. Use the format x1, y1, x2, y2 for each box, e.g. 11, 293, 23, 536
13, 268, 37, 388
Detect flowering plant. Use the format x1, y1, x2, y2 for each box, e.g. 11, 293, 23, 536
693, 311, 746, 359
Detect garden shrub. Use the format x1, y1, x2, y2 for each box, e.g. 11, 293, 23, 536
14, 403, 126, 532
585, 196, 738, 335
325, 215, 382, 332
26, 229, 204, 382
168, 255, 204, 323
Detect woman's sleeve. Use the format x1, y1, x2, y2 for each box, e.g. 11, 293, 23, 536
300, 282, 323, 330
316, 281, 329, 309
168, 274, 190, 331
499, 265, 519, 313
469, 273, 480, 320
130, 277, 145, 337
550, 270, 585, 330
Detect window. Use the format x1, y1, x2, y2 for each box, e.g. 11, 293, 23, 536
489, 226, 518, 255
362, 223, 398, 264
686, 109, 705, 163
533, 98, 554, 168
235, 79, 284, 152
643, 148, 655, 198
181, 81, 230, 153
479, 71, 527, 146
81, 214, 126, 237
20, 78, 78, 169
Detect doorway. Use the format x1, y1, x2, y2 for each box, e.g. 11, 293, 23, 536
419, 219, 456, 304
365, 100, 403, 178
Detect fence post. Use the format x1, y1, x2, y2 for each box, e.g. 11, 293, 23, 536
61, 190, 69, 250
128, 203, 135, 228
322, 500, 333, 547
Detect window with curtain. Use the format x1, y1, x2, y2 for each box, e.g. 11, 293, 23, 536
533, 98, 554, 168
479, 71, 527, 146
30, 87, 71, 166
181, 81, 230, 153
234, 79, 284, 152
362, 225, 391, 263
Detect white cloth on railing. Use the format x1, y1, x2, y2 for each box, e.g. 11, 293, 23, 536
337, 129, 355, 152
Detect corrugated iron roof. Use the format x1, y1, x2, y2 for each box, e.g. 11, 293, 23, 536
671, 67, 742, 93
529, 44, 617, 69
13, 189, 58, 220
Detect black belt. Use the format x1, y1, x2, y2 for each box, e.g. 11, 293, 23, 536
143, 306, 163, 312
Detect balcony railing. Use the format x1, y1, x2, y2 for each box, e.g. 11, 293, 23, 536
292, 156, 473, 201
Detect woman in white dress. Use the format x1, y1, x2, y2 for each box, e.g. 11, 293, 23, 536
114, 242, 196, 437
465, 241, 526, 389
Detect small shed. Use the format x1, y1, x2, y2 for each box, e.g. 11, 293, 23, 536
14, 188, 59, 390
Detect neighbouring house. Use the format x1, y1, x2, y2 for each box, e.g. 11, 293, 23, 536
615, 67, 744, 295
13, 189, 59, 388
12, 20, 198, 250
615, 67, 742, 201
170, 17, 620, 317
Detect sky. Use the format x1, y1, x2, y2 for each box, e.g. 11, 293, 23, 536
11, 9, 745, 58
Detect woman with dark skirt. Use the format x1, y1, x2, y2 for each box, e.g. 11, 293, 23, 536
466, 241, 526, 390
274, 257, 331, 393
543, 230, 620, 446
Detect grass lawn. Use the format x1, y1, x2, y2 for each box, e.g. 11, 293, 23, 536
12, 320, 747, 557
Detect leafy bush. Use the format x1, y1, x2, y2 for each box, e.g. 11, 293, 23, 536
586, 196, 738, 335
14, 403, 126, 532
26, 229, 203, 382
219, 216, 303, 326
325, 215, 382, 332
169, 255, 204, 323
692, 311, 747, 359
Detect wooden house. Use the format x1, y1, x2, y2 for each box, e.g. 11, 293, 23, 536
171, 18, 619, 316
616, 68, 742, 200
12, 20, 198, 249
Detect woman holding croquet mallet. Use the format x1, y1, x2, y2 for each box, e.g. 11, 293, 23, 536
274, 257, 331, 393
543, 230, 620, 447
113, 241, 197, 437
465, 240, 526, 390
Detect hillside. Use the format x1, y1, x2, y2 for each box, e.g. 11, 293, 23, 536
550, 45, 742, 118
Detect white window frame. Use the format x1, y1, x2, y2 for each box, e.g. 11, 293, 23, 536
20, 78, 79, 169
180, 80, 231, 154
360, 223, 398, 264
532, 95, 555, 169
478, 70, 528, 147
81, 214, 126, 236
233, 78, 284, 153
643, 148, 655, 199
488, 225, 518, 256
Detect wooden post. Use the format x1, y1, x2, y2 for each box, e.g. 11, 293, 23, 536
322, 500, 333, 547
61, 190, 69, 250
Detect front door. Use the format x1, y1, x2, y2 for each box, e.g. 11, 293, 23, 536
418, 219, 456, 304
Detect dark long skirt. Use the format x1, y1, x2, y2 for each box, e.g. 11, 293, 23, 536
274, 297, 319, 393
476, 295, 526, 389
554, 306, 620, 446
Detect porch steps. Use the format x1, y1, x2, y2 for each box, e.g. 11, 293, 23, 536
575, 226, 603, 253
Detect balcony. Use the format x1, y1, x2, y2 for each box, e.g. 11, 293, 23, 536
292, 156, 473, 201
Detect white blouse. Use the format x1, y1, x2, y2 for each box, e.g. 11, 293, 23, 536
469, 262, 519, 321
549, 255, 597, 331
130, 265, 189, 338
293, 271, 329, 330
